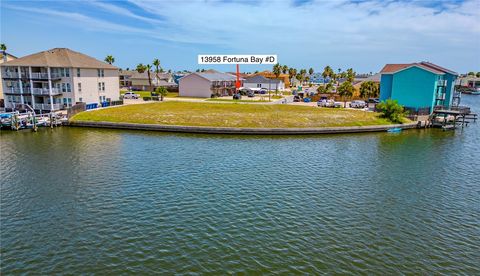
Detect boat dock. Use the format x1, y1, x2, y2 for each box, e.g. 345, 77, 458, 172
430, 106, 477, 130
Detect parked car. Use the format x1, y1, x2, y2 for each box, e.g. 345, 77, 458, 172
247, 90, 255, 97
293, 95, 301, 102
368, 98, 380, 104
333, 102, 343, 108
350, 100, 366, 108
259, 89, 267, 94
317, 99, 334, 107
233, 93, 242, 100
123, 92, 139, 99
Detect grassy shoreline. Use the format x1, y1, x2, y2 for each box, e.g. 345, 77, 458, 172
71, 102, 398, 128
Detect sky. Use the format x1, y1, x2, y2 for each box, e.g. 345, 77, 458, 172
1, 0, 479, 73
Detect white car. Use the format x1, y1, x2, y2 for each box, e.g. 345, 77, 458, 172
123, 92, 139, 99
350, 100, 366, 108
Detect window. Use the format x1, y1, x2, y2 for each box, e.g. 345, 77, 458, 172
65, 68, 70, 77
79, 97, 83, 102
78, 83, 82, 92
77, 68, 81, 77
257, 84, 261, 88
97, 69, 104, 77
102, 82, 105, 91
98, 82, 105, 91
67, 83, 71, 92
62, 83, 66, 92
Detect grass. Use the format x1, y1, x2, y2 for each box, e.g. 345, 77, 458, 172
205, 98, 270, 103
71, 101, 400, 128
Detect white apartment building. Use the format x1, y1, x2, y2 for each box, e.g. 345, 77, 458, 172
1, 48, 119, 112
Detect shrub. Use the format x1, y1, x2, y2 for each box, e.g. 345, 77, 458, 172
376, 99, 405, 123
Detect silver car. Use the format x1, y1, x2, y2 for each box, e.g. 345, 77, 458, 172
349, 100, 366, 108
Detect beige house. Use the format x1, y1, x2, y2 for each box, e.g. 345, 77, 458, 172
1, 48, 119, 112
0, 52, 17, 102
130, 71, 177, 91
179, 71, 242, 98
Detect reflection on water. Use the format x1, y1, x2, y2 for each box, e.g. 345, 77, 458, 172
1, 95, 479, 274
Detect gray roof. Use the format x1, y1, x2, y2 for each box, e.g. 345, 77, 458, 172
195, 72, 239, 81
130, 71, 171, 80
1, 48, 117, 69
244, 75, 281, 84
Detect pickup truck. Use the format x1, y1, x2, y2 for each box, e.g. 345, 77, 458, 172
123, 92, 140, 99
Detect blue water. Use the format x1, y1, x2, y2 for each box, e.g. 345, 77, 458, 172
1, 95, 479, 274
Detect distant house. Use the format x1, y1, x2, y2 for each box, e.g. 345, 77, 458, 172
457, 75, 480, 89
179, 71, 243, 98
243, 75, 285, 91
130, 71, 176, 90
253, 71, 291, 87
379, 62, 458, 113
308, 73, 327, 84
119, 70, 135, 88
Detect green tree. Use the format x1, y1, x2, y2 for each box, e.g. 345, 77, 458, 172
322, 66, 333, 79
467, 72, 475, 76
337, 81, 354, 107
272, 63, 282, 94
300, 69, 307, 85
136, 63, 146, 73
346, 68, 355, 82
359, 81, 379, 99
146, 64, 152, 91
376, 99, 405, 123
153, 58, 161, 79
476, 72, 480, 78
0, 43, 6, 62
309, 68, 314, 75
288, 68, 297, 87
155, 86, 168, 101
282, 65, 288, 74
104, 55, 115, 64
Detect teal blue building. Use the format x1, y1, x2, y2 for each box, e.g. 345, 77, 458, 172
379, 62, 458, 113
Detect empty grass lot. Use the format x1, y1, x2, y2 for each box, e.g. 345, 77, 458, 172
71, 101, 395, 128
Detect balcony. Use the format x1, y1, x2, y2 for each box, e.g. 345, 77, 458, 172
31, 88, 62, 95
437, 80, 447, 87
436, 93, 446, 100
4, 87, 22, 94
2, 72, 25, 79
30, 72, 49, 79
38, 103, 63, 111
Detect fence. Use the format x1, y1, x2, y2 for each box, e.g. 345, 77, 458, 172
67, 103, 86, 118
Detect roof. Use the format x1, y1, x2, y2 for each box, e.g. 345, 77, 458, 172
244, 75, 281, 84
119, 70, 136, 76
195, 72, 239, 81
0, 52, 17, 59
1, 48, 117, 69
419, 61, 458, 76
130, 71, 171, 80
380, 63, 445, 75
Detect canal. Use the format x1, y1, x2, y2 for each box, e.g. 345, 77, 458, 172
1, 95, 479, 274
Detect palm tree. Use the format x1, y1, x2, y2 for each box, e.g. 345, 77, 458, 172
272, 63, 282, 95
337, 81, 354, 107
146, 64, 152, 91
300, 69, 307, 85
309, 68, 314, 75
1, 43, 7, 62
322, 66, 333, 84
104, 55, 115, 65
346, 68, 355, 82
136, 63, 146, 73
282, 65, 288, 74
359, 81, 379, 99
288, 68, 296, 88
153, 58, 161, 79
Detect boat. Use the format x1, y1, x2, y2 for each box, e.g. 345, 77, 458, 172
387, 127, 402, 133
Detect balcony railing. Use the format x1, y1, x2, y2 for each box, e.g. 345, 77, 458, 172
437, 80, 447, 87
4, 87, 23, 94
2, 72, 24, 78
30, 72, 49, 79
436, 93, 446, 100
31, 88, 61, 95
38, 103, 63, 110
